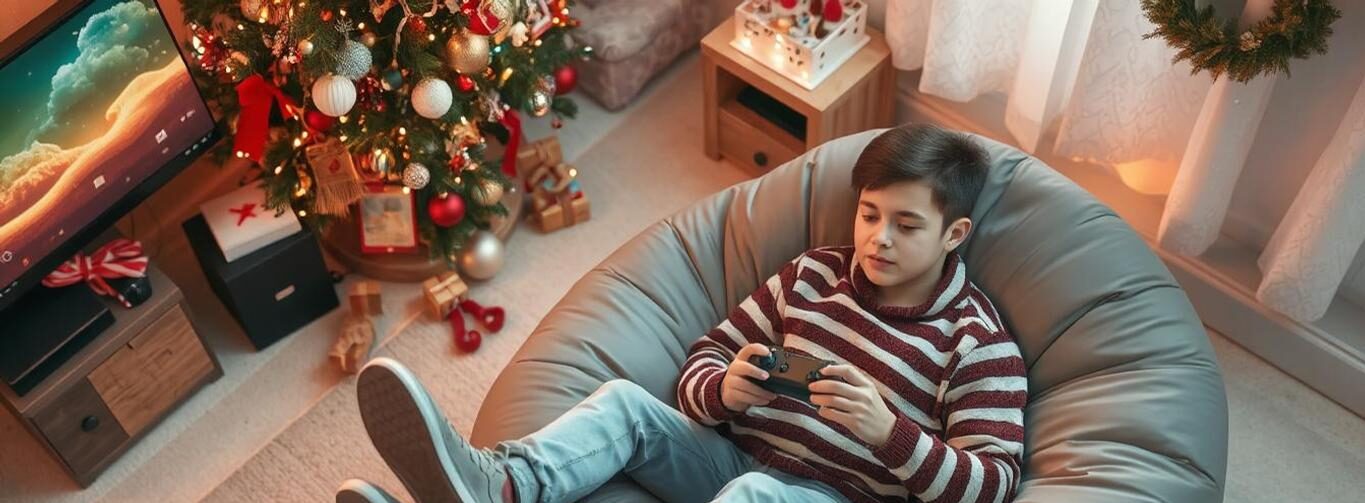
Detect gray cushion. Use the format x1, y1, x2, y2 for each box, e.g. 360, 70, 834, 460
471, 129, 1229, 502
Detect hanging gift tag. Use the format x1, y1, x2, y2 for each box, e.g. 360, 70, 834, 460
306, 137, 365, 216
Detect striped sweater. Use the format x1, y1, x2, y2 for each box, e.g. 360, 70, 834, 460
676, 246, 1027, 503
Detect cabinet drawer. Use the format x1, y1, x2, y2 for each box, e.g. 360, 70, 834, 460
87, 305, 213, 436
31, 378, 129, 479
718, 100, 804, 175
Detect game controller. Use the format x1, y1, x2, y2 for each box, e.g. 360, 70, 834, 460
748, 346, 840, 402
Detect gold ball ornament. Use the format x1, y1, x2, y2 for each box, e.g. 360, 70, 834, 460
298, 39, 315, 56
473, 178, 504, 206
240, 0, 268, 22
444, 30, 491, 75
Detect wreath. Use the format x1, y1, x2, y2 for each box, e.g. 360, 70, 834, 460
1141, 0, 1341, 83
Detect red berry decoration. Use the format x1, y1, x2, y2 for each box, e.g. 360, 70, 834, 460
455, 329, 482, 352
552, 66, 577, 95
304, 109, 335, 131
456, 74, 477, 93
427, 193, 466, 227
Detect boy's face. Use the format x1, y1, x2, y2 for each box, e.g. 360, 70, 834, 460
853, 181, 970, 291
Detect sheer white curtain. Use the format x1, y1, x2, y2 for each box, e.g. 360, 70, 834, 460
884, 0, 1364, 322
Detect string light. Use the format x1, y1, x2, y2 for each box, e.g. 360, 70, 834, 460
293, 138, 303, 147
339, 115, 349, 123
402, 187, 411, 194
274, 165, 284, 174
339, 8, 347, 16
339, 135, 348, 141
358, 22, 366, 30
398, 127, 407, 136
298, 210, 307, 217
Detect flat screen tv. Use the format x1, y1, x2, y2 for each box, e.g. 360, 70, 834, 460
0, 0, 217, 314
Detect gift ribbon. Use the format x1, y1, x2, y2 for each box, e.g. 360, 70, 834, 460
234, 74, 301, 163
500, 109, 523, 178
41, 239, 148, 309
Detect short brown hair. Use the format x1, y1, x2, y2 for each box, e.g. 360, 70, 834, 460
850, 124, 990, 230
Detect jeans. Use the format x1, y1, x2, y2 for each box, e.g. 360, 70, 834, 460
493, 379, 845, 503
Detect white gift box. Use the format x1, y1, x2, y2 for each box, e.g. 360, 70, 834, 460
731, 0, 870, 90
200, 182, 303, 262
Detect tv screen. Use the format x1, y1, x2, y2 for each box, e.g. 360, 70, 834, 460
0, 0, 216, 312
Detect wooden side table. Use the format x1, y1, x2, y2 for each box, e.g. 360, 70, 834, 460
702, 22, 895, 175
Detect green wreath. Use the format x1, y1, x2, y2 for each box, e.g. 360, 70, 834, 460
1142, 0, 1341, 83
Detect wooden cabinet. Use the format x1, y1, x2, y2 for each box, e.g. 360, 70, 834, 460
0, 264, 220, 487
702, 23, 895, 176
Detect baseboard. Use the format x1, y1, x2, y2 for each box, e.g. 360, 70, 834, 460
897, 82, 1365, 419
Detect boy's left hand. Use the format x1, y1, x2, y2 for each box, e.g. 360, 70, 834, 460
809, 365, 897, 448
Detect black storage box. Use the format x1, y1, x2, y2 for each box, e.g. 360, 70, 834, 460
183, 214, 338, 350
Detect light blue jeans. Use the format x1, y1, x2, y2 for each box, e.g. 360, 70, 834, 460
493, 379, 846, 503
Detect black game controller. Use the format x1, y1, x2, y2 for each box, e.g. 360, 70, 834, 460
748, 346, 840, 402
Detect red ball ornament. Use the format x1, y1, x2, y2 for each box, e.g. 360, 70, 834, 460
304, 109, 335, 131
407, 16, 427, 34
455, 328, 482, 352
427, 193, 466, 227
320, 9, 334, 22
456, 74, 477, 93
552, 66, 577, 96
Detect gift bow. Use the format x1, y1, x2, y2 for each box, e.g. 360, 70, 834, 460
233, 74, 302, 163
41, 238, 148, 308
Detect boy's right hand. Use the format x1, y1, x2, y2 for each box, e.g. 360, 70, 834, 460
721, 343, 779, 414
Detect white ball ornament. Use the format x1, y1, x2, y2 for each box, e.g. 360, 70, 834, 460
311, 74, 356, 117
411, 78, 454, 119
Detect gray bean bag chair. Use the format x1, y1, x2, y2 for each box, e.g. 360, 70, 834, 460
471, 129, 1229, 502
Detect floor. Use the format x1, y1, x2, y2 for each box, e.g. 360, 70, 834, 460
2, 51, 1363, 502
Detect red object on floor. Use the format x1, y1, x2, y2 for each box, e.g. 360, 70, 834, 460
459, 299, 505, 332
449, 310, 483, 352
456, 328, 482, 353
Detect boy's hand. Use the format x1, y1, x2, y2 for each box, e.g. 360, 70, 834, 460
809, 365, 897, 447
721, 343, 779, 414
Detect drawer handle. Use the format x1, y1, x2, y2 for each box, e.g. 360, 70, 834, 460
81, 415, 100, 432
753, 151, 768, 167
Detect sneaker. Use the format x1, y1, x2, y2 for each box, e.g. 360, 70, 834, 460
336, 478, 401, 503
357, 357, 510, 503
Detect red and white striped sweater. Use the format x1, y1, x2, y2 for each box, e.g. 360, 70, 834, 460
677, 246, 1027, 503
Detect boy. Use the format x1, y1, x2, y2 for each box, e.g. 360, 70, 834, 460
342, 124, 1027, 503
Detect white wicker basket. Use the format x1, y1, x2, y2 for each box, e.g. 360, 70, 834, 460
730, 0, 870, 90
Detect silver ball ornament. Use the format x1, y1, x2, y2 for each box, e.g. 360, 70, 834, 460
529, 90, 551, 117
297, 39, 315, 56
336, 39, 373, 80
457, 230, 505, 280
402, 163, 431, 189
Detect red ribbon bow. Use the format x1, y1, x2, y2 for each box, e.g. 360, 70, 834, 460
500, 109, 523, 178
233, 74, 303, 163
41, 239, 149, 308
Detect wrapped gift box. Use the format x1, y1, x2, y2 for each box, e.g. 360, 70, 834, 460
423, 271, 467, 318
200, 182, 303, 262
183, 214, 338, 350
533, 194, 591, 232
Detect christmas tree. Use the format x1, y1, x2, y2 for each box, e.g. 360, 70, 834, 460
182, 0, 589, 261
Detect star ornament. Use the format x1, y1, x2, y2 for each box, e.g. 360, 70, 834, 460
230, 202, 259, 226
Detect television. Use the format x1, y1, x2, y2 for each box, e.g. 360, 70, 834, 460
0, 0, 217, 316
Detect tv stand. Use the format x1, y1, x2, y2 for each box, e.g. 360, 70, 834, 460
0, 262, 221, 487
0, 281, 115, 396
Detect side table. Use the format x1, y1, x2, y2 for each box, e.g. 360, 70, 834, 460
701, 22, 895, 175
